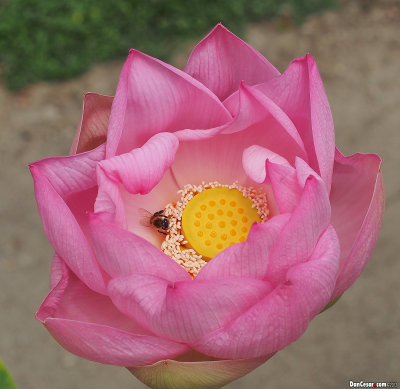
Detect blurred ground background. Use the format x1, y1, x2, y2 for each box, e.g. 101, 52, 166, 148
0, 0, 399, 388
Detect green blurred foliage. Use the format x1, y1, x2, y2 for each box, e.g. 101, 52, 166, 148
0, 359, 17, 389
0, 0, 338, 90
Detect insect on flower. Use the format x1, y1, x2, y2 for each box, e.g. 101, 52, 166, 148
139, 208, 171, 235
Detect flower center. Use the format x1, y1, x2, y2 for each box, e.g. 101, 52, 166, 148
161, 181, 269, 277
181, 187, 260, 259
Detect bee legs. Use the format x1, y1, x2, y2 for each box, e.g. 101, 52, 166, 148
158, 230, 168, 235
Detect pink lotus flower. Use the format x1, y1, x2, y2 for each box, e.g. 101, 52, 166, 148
30, 25, 384, 388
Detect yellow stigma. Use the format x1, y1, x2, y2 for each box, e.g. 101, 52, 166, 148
181, 187, 260, 260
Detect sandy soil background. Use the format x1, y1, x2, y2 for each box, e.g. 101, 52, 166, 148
0, 1, 399, 388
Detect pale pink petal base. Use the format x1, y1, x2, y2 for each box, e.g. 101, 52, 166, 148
128, 353, 272, 389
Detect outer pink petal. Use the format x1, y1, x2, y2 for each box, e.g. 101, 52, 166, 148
70, 93, 113, 155
267, 175, 331, 286
88, 213, 190, 281
330, 150, 384, 298
39, 259, 143, 333
106, 50, 231, 157
185, 24, 279, 101
30, 157, 106, 294
31, 144, 105, 199
37, 260, 189, 366
197, 214, 290, 280
30, 144, 106, 239
108, 274, 271, 343
193, 225, 340, 359
172, 83, 307, 187
128, 354, 272, 389
255, 55, 335, 191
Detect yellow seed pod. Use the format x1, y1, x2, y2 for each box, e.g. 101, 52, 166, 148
181, 187, 260, 260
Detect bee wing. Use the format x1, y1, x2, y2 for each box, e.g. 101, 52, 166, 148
138, 208, 153, 227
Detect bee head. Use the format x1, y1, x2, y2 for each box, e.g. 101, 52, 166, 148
161, 217, 170, 230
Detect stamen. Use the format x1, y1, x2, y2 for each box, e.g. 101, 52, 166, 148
161, 181, 269, 277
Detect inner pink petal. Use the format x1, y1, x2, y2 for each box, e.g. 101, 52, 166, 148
172, 123, 298, 189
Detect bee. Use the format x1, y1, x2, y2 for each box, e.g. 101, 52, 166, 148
139, 208, 170, 235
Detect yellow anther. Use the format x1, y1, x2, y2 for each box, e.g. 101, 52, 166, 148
181, 187, 260, 259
